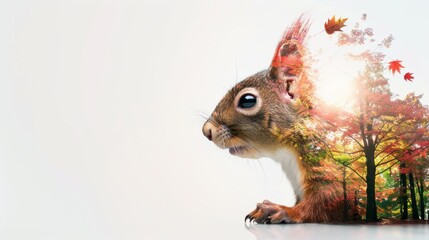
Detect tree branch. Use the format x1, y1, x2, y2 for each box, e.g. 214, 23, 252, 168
376, 160, 399, 175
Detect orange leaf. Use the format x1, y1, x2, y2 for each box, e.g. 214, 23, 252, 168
388, 60, 404, 75
324, 16, 347, 35
404, 72, 414, 82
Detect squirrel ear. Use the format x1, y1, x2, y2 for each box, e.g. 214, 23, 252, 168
269, 41, 303, 100
268, 16, 310, 101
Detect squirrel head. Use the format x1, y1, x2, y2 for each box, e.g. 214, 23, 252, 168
203, 17, 314, 159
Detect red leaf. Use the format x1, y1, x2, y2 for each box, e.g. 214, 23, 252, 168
404, 72, 414, 82
399, 167, 410, 174
388, 60, 404, 75
324, 16, 348, 35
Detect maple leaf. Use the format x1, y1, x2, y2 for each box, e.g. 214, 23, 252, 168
388, 60, 404, 74
404, 72, 414, 82
324, 16, 348, 35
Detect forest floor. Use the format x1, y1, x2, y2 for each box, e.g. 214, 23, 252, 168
376, 219, 429, 225
329, 219, 428, 225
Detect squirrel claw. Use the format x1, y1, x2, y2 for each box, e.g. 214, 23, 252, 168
245, 199, 292, 224
244, 214, 251, 223
245, 214, 256, 224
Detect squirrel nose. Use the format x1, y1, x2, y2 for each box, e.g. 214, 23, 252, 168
202, 121, 214, 141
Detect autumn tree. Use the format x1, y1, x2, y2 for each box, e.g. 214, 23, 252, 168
315, 15, 429, 222
414, 155, 429, 220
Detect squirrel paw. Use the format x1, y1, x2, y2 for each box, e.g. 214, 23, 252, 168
245, 200, 292, 224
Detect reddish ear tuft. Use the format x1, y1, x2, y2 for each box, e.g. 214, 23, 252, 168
269, 16, 311, 101
271, 16, 311, 69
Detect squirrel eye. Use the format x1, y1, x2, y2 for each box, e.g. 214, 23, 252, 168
234, 88, 262, 116
238, 94, 257, 108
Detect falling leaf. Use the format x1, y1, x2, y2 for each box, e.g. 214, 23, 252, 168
388, 60, 404, 75
404, 72, 414, 82
324, 16, 348, 35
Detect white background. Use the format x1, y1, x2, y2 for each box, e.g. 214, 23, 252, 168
0, 1, 428, 239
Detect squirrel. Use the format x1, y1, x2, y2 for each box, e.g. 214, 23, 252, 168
202, 16, 359, 224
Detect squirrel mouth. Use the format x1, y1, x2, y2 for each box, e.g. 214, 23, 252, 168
229, 146, 247, 155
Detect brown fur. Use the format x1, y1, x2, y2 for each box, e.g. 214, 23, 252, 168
202, 17, 359, 223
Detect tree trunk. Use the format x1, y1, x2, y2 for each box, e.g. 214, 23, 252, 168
342, 166, 349, 221
408, 172, 419, 219
416, 178, 425, 220
354, 190, 359, 220
362, 121, 377, 222
365, 148, 377, 222
400, 163, 408, 220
